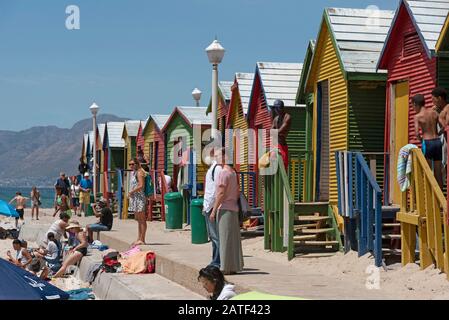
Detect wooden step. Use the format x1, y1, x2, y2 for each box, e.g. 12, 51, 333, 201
295, 241, 339, 246
300, 228, 334, 235
293, 224, 319, 230
383, 223, 401, 228
382, 234, 401, 240
293, 235, 318, 241
296, 216, 331, 222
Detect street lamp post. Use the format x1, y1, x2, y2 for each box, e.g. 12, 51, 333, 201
192, 88, 202, 107
90, 103, 100, 202
206, 39, 225, 138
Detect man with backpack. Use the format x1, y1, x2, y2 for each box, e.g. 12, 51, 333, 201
202, 147, 223, 268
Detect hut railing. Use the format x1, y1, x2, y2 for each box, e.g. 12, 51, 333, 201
289, 150, 313, 203
264, 151, 294, 254
397, 149, 449, 278
237, 171, 257, 208
336, 151, 383, 267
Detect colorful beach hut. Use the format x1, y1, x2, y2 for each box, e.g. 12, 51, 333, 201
81, 133, 89, 164
246, 62, 305, 207
305, 7, 395, 204
295, 40, 316, 203
137, 119, 148, 155
142, 115, 170, 220
377, 0, 449, 204
96, 123, 106, 195
143, 115, 170, 173
88, 131, 94, 173
122, 120, 141, 169
162, 107, 212, 224
104, 122, 126, 190
226, 73, 255, 206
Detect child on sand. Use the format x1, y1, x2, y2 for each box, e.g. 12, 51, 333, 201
413, 94, 443, 190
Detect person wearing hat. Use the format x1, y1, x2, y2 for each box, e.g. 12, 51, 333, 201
79, 172, 93, 217
86, 198, 113, 244
271, 99, 292, 170
53, 221, 88, 278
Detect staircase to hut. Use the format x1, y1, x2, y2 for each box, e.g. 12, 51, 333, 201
148, 198, 163, 221
292, 202, 342, 255
380, 206, 401, 259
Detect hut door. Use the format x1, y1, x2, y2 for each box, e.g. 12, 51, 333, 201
390, 82, 409, 204
316, 80, 330, 202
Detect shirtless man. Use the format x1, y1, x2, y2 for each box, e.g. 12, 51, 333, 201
271, 100, 292, 170
9, 192, 29, 228
413, 94, 443, 189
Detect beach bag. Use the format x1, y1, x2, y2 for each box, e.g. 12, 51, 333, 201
146, 252, 156, 274
233, 169, 251, 224
238, 192, 251, 224
144, 172, 154, 197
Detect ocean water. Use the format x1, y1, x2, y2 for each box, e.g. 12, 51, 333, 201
0, 187, 55, 209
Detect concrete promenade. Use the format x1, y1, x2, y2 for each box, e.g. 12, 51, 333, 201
19, 214, 397, 300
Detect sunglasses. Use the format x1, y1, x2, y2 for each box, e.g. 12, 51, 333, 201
129, 163, 135, 166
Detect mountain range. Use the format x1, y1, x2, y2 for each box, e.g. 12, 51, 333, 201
0, 114, 128, 187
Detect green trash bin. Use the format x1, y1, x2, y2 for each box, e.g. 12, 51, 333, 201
164, 192, 183, 230
86, 194, 95, 217
191, 198, 208, 244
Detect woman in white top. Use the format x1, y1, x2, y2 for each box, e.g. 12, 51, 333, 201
71, 177, 81, 217
198, 266, 237, 300
43, 212, 70, 247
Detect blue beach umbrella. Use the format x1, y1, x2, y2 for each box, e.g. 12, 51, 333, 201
0, 258, 69, 300
0, 200, 19, 218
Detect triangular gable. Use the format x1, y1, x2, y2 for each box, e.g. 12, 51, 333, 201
296, 40, 316, 105
379, 0, 449, 67
206, 81, 233, 115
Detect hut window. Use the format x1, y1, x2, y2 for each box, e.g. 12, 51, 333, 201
402, 32, 421, 58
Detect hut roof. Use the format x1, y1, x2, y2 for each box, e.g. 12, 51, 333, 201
106, 122, 125, 148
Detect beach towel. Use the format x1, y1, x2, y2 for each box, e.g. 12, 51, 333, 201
119, 251, 155, 274
397, 144, 418, 192
120, 246, 141, 259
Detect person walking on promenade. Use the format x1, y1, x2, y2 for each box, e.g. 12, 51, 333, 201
79, 172, 93, 217
55, 172, 71, 198
203, 148, 223, 268
30, 186, 41, 220
71, 176, 81, 217
271, 99, 292, 170
210, 148, 244, 275
9, 192, 28, 228
413, 94, 444, 190
128, 158, 147, 246
53, 186, 72, 218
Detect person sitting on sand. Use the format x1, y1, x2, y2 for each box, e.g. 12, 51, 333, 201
35, 232, 62, 279
6, 239, 33, 271
53, 221, 88, 278
198, 266, 236, 300
86, 198, 113, 244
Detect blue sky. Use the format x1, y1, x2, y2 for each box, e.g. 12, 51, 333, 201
0, 0, 397, 131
